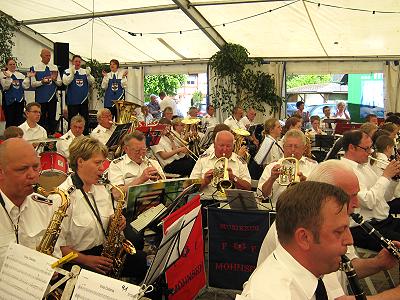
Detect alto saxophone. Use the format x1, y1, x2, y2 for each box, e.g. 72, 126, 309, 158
34, 185, 74, 255
99, 175, 136, 278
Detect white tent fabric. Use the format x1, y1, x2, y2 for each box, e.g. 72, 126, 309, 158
384, 62, 400, 113
3, 0, 400, 65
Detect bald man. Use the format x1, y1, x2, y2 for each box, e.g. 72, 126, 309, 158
30, 48, 62, 135
0, 138, 59, 266
190, 130, 251, 199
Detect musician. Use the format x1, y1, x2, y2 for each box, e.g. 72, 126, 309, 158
321, 105, 334, 131
257, 129, 318, 205
159, 91, 177, 115
203, 124, 231, 155
30, 48, 62, 135
292, 100, 310, 129
150, 118, 195, 176
203, 104, 218, 128
224, 106, 246, 130
90, 108, 115, 145
365, 113, 379, 126
3, 126, 23, 139
0, 138, 59, 267
188, 106, 199, 118
239, 107, 256, 129
136, 105, 154, 125
19, 102, 47, 141
62, 54, 95, 134
108, 131, 164, 193
306, 116, 327, 137
162, 106, 174, 121
148, 94, 161, 119
341, 130, 400, 251
254, 118, 283, 166
101, 59, 127, 119
281, 116, 301, 135
237, 181, 352, 300
258, 160, 400, 299
190, 130, 251, 199
1, 57, 31, 127
55, 137, 146, 281
56, 114, 85, 159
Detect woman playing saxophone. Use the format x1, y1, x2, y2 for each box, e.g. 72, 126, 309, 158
51, 136, 147, 283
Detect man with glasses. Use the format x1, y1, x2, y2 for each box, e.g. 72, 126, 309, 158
257, 129, 318, 206
341, 130, 400, 251
19, 102, 47, 141
90, 108, 115, 145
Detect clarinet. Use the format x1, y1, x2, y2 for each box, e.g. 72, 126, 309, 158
351, 213, 400, 260
340, 255, 367, 300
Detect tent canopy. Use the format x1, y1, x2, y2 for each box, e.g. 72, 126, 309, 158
2, 0, 400, 65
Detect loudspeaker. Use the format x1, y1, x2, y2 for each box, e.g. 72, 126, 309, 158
53, 42, 69, 68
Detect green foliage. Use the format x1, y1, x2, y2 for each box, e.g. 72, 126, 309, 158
209, 43, 281, 114
84, 59, 110, 99
191, 90, 204, 109
144, 74, 187, 102
0, 13, 19, 67
286, 74, 332, 89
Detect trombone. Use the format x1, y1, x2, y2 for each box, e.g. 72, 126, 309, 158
168, 130, 199, 161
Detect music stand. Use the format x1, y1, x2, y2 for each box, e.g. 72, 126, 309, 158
315, 134, 334, 149
224, 189, 258, 210
198, 126, 215, 151
142, 203, 201, 287
136, 124, 167, 147
106, 123, 132, 148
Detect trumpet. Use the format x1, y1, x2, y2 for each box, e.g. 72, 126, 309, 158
277, 155, 300, 186
142, 155, 166, 180
211, 155, 233, 195
369, 155, 400, 180
168, 130, 199, 161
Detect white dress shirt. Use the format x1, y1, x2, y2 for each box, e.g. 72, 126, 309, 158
19, 121, 47, 141
236, 243, 344, 300
190, 151, 251, 199
100, 70, 128, 90
56, 130, 78, 158
108, 154, 165, 186
62, 67, 95, 86
30, 62, 62, 88
224, 116, 246, 131
150, 135, 181, 167
239, 116, 254, 129
340, 157, 397, 221
203, 114, 218, 128
54, 176, 113, 252
90, 124, 115, 146
257, 156, 318, 205
0, 190, 59, 267
0, 71, 30, 91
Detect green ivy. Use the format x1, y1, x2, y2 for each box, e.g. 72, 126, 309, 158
0, 13, 19, 67
84, 59, 110, 99
144, 74, 187, 102
209, 43, 282, 114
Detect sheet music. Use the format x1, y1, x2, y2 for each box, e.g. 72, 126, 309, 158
130, 203, 167, 232
254, 136, 275, 165
71, 269, 141, 300
0, 243, 57, 300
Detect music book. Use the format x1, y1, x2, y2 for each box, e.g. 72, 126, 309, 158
254, 136, 275, 165
130, 203, 167, 232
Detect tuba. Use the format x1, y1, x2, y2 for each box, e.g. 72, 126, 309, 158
34, 185, 74, 255
211, 155, 233, 195
112, 100, 140, 125
99, 175, 136, 278
277, 155, 300, 186
233, 128, 251, 162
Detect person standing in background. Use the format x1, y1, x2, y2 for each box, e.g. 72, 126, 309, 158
1, 58, 31, 127
30, 48, 62, 135
62, 55, 94, 135
101, 59, 127, 119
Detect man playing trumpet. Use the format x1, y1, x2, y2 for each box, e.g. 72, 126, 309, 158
90, 108, 116, 146
190, 130, 251, 199
258, 129, 318, 206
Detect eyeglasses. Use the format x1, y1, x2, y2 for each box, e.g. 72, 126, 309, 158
354, 144, 374, 153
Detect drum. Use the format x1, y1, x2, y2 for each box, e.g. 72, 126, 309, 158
39, 152, 68, 190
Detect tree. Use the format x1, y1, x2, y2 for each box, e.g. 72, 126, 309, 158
144, 74, 187, 101
0, 12, 19, 66
286, 74, 332, 89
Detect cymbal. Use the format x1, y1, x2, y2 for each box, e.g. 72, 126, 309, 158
28, 137, 62, 143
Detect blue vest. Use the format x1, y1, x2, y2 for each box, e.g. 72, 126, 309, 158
65, 70, 89, 105
4, 74, 25, 106
32, 65, 57, 103
104, 74, 124, 107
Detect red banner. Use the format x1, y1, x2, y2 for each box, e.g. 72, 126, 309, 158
163, 195, 206, 300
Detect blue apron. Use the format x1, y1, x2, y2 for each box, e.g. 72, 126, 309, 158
32, 65, 57, 103
104, 73, 124, 107
65, 71, 89, 105
4, 74, 25, 106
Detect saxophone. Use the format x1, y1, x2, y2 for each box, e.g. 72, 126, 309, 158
34, 185, 74, 255
99, 176, 136, 278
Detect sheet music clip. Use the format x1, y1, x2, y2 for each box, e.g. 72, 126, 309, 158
43, 265, 81, 299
